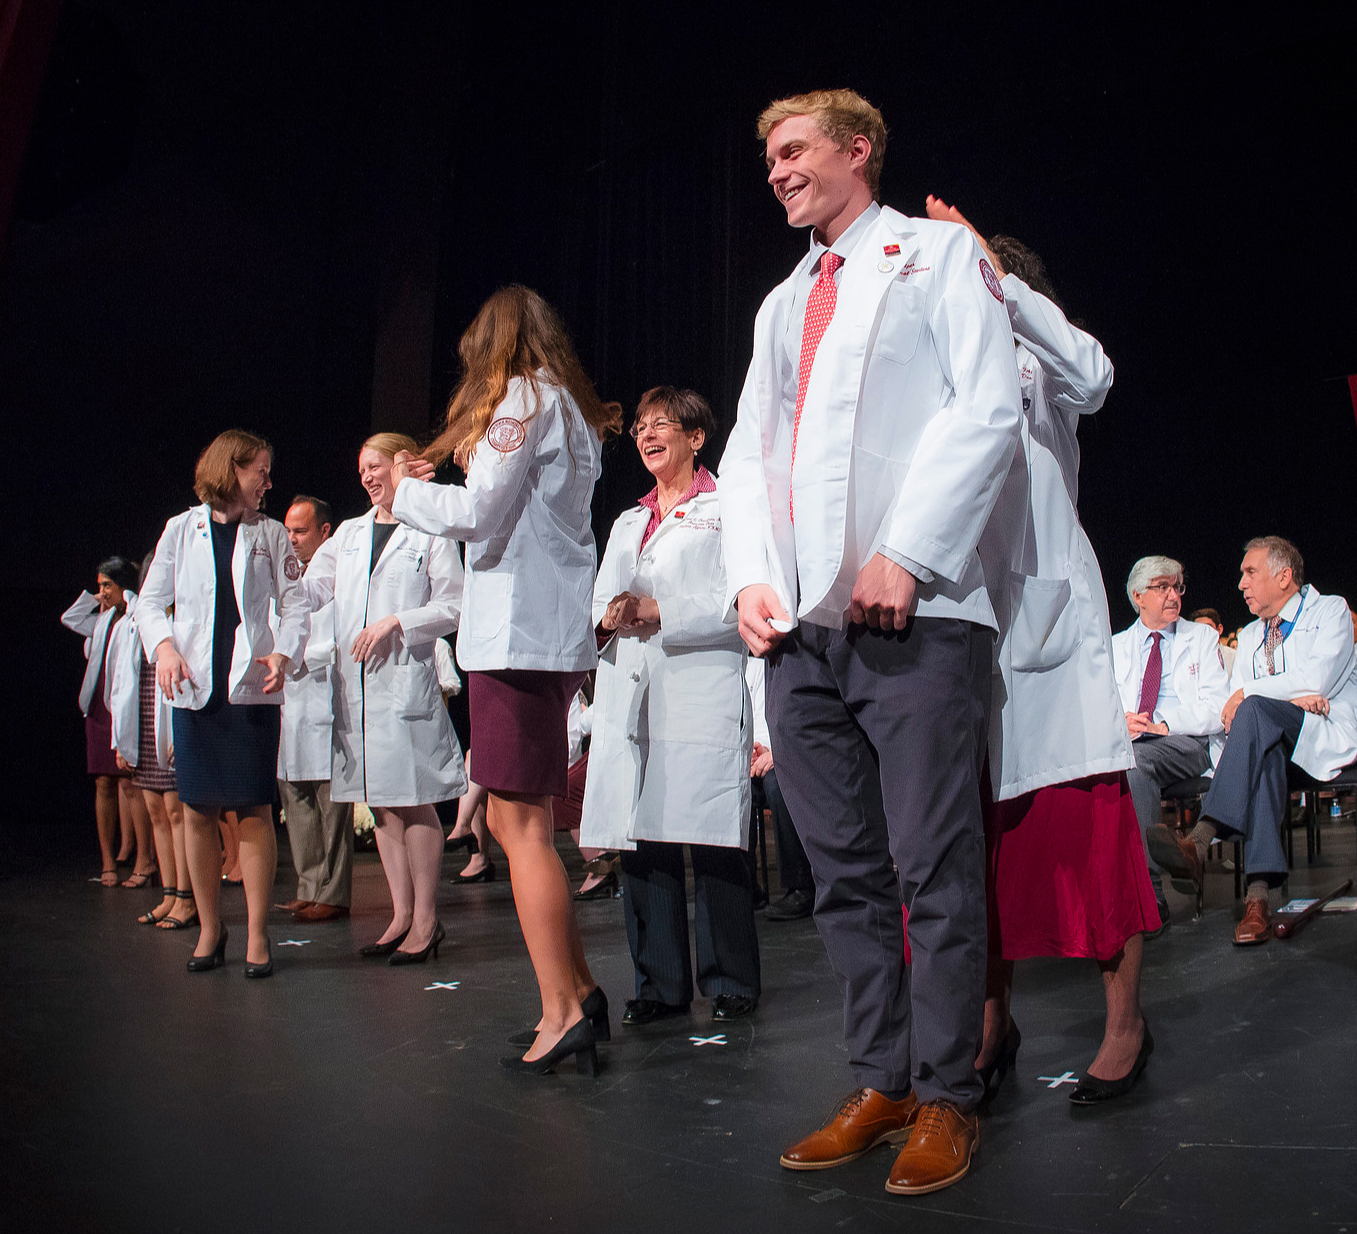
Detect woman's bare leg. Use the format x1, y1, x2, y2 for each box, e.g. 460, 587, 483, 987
234, 807, 277, 966
142, 789, 177, 919
161, 793, 197, 926
183, 804, 225, 957
371, 807, 416, 946
1087, 933, 1146, 1080
488, 792, 595, 1059
219, 812, 242, 882
93, 775, 120, 882
389, 804, 444, 953
975, 955, 1014, 1070
119, 779, 157, 882
572, 831, 612, 896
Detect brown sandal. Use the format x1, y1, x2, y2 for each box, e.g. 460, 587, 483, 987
122, 868, 158, 890
99, 868, 119, 888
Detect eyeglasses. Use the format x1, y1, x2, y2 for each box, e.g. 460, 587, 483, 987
1142, 581, 1186, 596
629, 417, 682, 440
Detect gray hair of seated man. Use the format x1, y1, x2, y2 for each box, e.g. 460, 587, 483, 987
1126, 555, 1184, 614
1243, 536, 1305, 588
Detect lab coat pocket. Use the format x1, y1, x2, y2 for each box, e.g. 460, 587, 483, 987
467, 570, 509, 640
871, 280, 927, 367
388, 662, 440, 721
1009, 572, 1078, 672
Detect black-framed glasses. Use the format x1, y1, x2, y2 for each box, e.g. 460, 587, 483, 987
1143, 581, 1186, 596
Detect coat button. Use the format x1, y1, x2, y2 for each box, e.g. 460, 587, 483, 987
628, 733, 638, 744
631, 672, 640, 682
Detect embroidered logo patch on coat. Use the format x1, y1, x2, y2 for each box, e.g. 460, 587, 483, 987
283, 555, 302, 581
979, 258, 1004, 302
487, 417, 526, 453
982, 257, 1004, 301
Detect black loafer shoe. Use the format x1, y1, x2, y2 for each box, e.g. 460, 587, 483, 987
711, 994, 757, 1021
1068, 1025, 1154, 1105
621, 998, 689, 1025
764, 888, 814, 921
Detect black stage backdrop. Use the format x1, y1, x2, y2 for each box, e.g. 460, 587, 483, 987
2, 2, 1354, 833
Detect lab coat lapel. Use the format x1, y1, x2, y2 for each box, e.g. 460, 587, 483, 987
369, 516, 410, 584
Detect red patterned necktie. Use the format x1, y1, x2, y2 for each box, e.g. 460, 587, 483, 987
1263, 616, 1283, 675
1138, 631, 1163, 714
790, 250, 844, 520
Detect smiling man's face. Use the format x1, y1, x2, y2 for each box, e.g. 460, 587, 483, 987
765, 113, 865, 243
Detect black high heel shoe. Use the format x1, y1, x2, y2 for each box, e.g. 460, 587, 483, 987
244, 940, 273, 979
507, 986, 611, 1046
500, 1017, 598, 1076
1068, 1024, 1154, 1105
977, 1020, 1022, 1105
187, 927, 228, 973
359, 927, 410, 958
456, 861, 496, 885
389, 920, 445, 965
444, 832, 479, 855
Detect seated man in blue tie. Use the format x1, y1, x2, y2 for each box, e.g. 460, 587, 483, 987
1111, 555, 1231, 932
1148, 537, 1357, 945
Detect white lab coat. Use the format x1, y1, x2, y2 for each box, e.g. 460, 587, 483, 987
579, 487, 752, 851
980, 273, 1134, 798
61, 592, 122, 717
277, 593, 337, 783
297, 509, 467, 806
107, 594, 173, 772
392, 375, 601, 672
137, 506, 309, 708
1112, 619, 1232, 765
1229, 587, 1357, 780
718, 208, 1022, 632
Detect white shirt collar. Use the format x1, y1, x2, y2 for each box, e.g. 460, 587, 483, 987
1276, 590, 1303, 623
809, 201, 881, 268
1136, 618, 1176, 643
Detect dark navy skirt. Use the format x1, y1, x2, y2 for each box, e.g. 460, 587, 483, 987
172, 702, 281, 810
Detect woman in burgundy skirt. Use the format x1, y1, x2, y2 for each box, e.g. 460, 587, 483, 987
393, 286, 622, 1076
927, 203, 1160, 1105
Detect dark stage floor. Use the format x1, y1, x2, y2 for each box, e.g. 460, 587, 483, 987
2, 820, 1356, 1234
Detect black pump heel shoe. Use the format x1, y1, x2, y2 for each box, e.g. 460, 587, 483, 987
359, 927, 409, 958
187, 927, 228, 973
389, 921, 445, 966
500, 1017, 598, 1077
1068, 1024, 1154, 1105
244, 940, 273, 979
507, 986, 611, 1046
977, 1020, 1022, 1105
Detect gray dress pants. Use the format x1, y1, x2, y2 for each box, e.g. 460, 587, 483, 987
279, 779, 354, 907
1200, 696, 1303, 887
1126, 733, 1212, 879
766, 618, 992, 1107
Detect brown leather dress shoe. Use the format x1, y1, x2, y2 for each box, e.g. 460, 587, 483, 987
779, 1088, 918, 1170
274, 899, 313, 914
885, 1099, 978, 1195
294, 902, 350, 923
1146, 825, 1205, 890
1233, 897, 1271, 945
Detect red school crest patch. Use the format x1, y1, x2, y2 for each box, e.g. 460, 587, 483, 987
979, 258, 1004, 302
283, 555, 302, 581
487, 417, 526, 453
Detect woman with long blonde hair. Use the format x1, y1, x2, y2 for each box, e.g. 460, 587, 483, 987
294, 432, 467, 962
393, 286, 622, 1075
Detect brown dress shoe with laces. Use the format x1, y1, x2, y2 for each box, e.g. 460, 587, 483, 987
884, 1099, 978, 1195
1233, 897, 1271, 945
274, 899, 313, 914
1146, 825, 1204, 891
779, 1088, 919, 1170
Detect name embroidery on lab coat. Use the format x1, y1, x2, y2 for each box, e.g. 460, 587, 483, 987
487, 417, 526, 453
898, 263, 930, 279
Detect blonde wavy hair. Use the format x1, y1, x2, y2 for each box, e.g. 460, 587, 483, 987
424, 286, 622, 469
362, 431, 420, 461
756, 89, 887, 200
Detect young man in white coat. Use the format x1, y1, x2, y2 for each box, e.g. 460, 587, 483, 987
718, 89, 1021, 1196
275, 496, 354, 923
1111, 555, 1231, 927
1148, 537, 1357, 945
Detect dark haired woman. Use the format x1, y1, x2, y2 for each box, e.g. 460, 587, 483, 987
580, 387, 760, 1025
62, 556, 153, 886
392, 286, 622, 1075
928, 197, 1158, 1105
138, 430, 309, 977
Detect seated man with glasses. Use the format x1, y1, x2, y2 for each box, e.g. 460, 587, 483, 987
1147, 537, 1357, 945
1111, 555, 1232, 932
